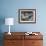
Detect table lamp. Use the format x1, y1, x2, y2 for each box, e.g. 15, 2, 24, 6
5, 18, 14, 35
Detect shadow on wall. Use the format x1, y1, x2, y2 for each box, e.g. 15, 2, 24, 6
0, 16, 5, 46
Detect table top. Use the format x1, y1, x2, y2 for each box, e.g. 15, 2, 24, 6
4, 32, 43, 40
4, 32, 43, 35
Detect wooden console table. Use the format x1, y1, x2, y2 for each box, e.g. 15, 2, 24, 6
4, 32, 43, 46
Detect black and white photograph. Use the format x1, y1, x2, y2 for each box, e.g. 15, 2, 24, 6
19, 9, 36, 23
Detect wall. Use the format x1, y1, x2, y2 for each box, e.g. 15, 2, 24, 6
0, 0, 46, 46
0, 0, 46, 32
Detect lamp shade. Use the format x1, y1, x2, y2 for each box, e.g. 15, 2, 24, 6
5, 18, 14, 25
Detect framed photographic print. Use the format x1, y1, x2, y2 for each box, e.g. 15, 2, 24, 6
18, 9, 36, 23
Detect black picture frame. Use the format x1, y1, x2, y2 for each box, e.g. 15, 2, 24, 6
18, 9, 36, 23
